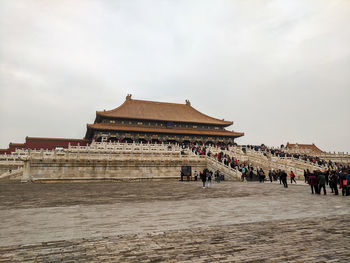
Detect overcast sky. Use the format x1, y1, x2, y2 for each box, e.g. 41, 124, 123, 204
0, 0, 349, 152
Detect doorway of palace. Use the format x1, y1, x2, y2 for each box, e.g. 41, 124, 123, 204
181, 166, 192, 181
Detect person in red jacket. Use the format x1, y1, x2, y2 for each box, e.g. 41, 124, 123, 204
308, 172, 317, 194
290, 171, 297, 184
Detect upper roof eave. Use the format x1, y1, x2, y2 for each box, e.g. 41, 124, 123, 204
95, 98, 233, 126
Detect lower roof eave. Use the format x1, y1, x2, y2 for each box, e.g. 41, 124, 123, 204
86, 125, 244, 138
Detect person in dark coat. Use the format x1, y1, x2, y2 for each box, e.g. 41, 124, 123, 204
180, 171, 184, 181
278, 170, 282, 184
346, 170, 350, 196
325, 170, 329, 186
318, 172, 326, 195
339, 171, 347, 196
308, 172, 317, 194
329, 171, 338, 195
314, 171, 320, 194
201, 169, 207, 188
281, 170, 288, 188
268, 169, 273, 182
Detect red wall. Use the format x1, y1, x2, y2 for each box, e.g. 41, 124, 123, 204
25, 137, 89, 150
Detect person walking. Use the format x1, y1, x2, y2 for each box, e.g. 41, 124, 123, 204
281, 170, 288, 188
290, 171, 297, 184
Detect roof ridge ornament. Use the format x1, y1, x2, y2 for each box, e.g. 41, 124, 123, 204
185, 99, 191, 106
126, 94, 132, 100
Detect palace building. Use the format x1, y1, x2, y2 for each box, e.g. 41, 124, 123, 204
85, 94, 244, 145
0, 95, 243, 154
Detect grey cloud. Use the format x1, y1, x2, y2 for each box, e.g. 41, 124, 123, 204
0, 0, 349, 152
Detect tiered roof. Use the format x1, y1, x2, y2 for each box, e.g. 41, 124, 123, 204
86, 95, 244, 140
96, 95, 233, 126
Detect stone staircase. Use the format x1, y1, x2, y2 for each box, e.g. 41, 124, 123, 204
0, 167, 23, 180
186, 149, 241, 181
205, 146, 326, 180
206, 157, 241, 181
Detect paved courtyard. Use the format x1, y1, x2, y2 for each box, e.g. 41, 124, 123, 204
0, 179, 349, 262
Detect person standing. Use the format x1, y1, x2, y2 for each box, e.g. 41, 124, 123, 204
241, 166, 246, 182
194, 171, 198, 181
260, 169, 265, 183
290, 171, 297, 184
318, 172, 327, 195
281, 170, 288, 188
257, 168, 262, 183
268, 169, 273, 183
308, 172, 317, 194
329, 171, 338, 195
180, 171, 184, 181
201, 169, 207, 188
303, 170, 308, 183
208, 171, 212, 187
346, 170, 350, 196
278, 170, 282, 185
325, 170, 329, 186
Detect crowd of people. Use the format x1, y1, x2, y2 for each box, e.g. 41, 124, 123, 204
181, 144, 350, 196
180, 168, 224, 188
304, 168, 350, 196
244, 145, 334, 168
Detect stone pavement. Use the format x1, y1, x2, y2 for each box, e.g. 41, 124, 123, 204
0, 180, 349, 262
